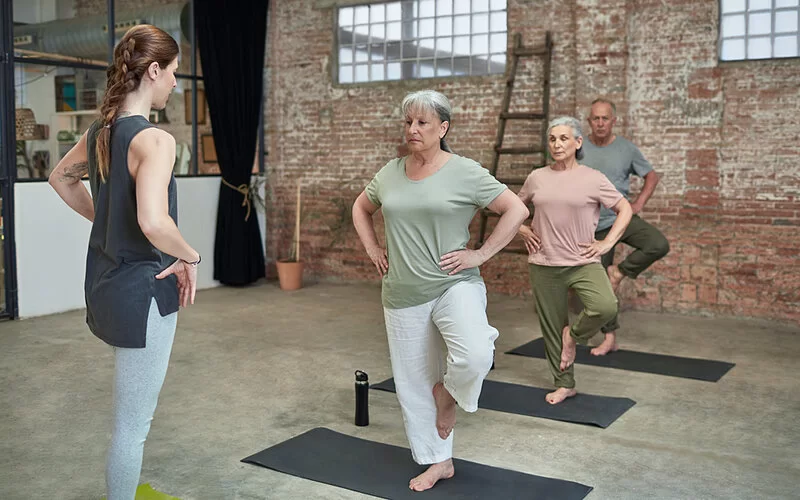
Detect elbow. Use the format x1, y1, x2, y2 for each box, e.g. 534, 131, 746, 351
138, 215, 164, 239
515, 199, 530, 224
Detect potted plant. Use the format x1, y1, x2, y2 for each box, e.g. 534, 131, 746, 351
275, 179, 304, 290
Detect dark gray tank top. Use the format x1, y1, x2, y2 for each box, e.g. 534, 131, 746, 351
85, 116, 179, 348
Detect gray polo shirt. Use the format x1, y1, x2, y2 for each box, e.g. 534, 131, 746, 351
581, 136, 653, 231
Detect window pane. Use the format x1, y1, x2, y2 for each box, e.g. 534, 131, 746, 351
748, 0, 771, 11
14, 64, 105, 179
722, 0, 746, 12
417, 60, 435, 77
355, 45, 369, 62
14, 1, 110, 64
775, 10, 799, 33
473, 13, 490, 33
370, 4, 385, 23
722, 14, 746, 37
354, 24, 370, 37
355, 64, 369, 82
747, 36, 772, 58
776, 0, 799, 7
453, 56, 470, 75
355, 6, 369, 24
473, 0, 490, 12
387, 41, 401, 60
454, 15, 471, 35
436, 58, 453, 76
191, 82, 215, 175
371, 64, 385, 81
437, 16, 453, 36
437, 0, 453, 15
721, 38, 746, 60
386, 2, 402, 21
339, 65, 354, 83
419, 38, 436, 55
387, 22, 402, 40
437, 37, 453, 53
339, 7, 354, 26
748, 12, 772, 35
402, 21, 418, 38
490, 0, 507, 9
490, 11, 507, 31
454, 1, 471, 14
454, 35, 471, 55
339, 46, 353, 64
370, 44, 385, 60
420, 18, 435, 37
419, 0, 435, 17
371, 23, 386, 40
402, 41, 417, 58
387, 62, 402, 79
472, 34, 489, 54
490, 33, 507, 52
490, 53, 506, 69
472, 57, 489, 75
774, 35, 799, 56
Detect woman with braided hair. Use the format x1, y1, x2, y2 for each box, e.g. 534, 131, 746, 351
48, 25, 199, 499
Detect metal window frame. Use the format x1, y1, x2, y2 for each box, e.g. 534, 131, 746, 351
719, 0, 800, 61
336, 0, 508, 84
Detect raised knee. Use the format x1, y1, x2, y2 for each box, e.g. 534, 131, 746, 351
651, 237, 670, 259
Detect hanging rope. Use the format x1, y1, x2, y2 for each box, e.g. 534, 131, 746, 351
221, 177, 252, 221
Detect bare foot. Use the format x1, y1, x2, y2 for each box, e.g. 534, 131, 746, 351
432, 382, 456, 440
591, 332, 619, 356
607, 265, 625, 291
409, 459, 455, 491
560, 325, 576, 372
545, 387, 577, 404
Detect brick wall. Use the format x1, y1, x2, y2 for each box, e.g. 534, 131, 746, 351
265, 0, 800, 323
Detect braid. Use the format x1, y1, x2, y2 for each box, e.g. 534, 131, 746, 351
96, 37, 142, 180
94, 25, 179, 182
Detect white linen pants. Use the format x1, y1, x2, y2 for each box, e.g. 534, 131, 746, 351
383, 281, 499, 464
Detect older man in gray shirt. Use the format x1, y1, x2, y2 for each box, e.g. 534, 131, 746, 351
581, 98, 670, 355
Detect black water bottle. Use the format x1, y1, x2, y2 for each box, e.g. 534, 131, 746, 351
355, 370, 369, 427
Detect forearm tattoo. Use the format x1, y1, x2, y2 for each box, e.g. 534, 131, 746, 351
59, 161, 89, 182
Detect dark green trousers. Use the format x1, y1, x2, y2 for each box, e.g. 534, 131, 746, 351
594, 215, 670, 333
529, 263, 618, 388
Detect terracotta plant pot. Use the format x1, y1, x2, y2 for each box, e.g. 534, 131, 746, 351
276, 259, 304, 291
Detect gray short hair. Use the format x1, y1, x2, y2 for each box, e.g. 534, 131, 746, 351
401, 90, 453, 153
546, 116, 584, 160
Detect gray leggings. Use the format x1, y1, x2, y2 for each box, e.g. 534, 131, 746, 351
106, 298, 177, 500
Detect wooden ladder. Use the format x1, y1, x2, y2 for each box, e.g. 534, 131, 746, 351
476, 31, 553, 253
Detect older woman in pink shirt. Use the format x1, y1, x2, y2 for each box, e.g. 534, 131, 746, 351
517, 116, 632, 404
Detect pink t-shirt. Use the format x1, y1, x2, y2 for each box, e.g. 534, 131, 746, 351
518, 165, 623, 266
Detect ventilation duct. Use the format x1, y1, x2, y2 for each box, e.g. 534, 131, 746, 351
13, 3, 190, 62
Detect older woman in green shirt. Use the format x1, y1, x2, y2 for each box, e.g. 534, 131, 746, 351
352, 90, 529, 492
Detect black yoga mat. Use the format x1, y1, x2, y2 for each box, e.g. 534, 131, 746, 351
372, 378, 635, 428
242, 427, 592, 500
507, 338, 735, 382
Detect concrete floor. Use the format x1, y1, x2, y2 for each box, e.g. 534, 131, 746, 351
1, 281, 799, 500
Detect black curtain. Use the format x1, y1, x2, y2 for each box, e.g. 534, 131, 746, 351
195, 0, 267, 285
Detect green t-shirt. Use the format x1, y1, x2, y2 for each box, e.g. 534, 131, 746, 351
366, 154, 507, 309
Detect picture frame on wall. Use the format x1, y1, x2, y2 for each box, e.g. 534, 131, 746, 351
185, 89, 206, 124
201, 134, 217, 163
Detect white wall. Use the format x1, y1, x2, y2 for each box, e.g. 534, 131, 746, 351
14, 176, 266, 318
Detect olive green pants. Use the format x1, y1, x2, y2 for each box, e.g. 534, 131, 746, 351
529, 263, 618, 388
595, 215, 670, 333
